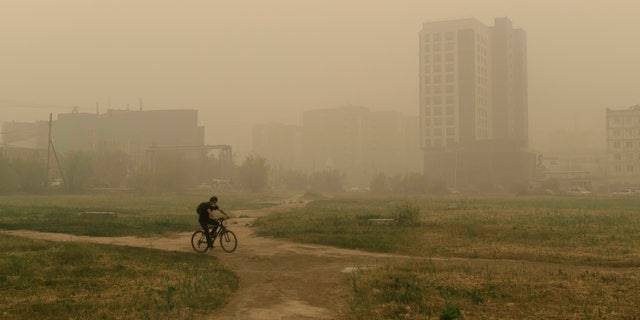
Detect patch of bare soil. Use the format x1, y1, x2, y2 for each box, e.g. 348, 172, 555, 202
3, 200, 408, 320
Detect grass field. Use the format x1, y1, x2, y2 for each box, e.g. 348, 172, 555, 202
0, 232, 238, 319
2, 192, 640, 319
0, 191, 281, 237
0, 191, 281, 319
253, 194, 640, 319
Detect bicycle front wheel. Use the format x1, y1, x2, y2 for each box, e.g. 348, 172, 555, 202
219, 230, 237, 253
191, 230, 210, 253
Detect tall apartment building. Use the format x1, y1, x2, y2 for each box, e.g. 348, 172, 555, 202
606, 105, 640, 186
419, 17, 533, 190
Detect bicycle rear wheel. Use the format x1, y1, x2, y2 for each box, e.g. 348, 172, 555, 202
191, 230, 210, 253
219, 230, 237, 253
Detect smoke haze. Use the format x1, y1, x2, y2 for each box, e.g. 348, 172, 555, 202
2, 0, 639, 157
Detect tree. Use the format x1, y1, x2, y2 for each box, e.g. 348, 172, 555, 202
237, 155, 269, 192
0, 155, 46, 193
88, 151, 130, 187
63, 152, 93, 192
399, 172, 428, 194
309, 170, 344, 193
369, 173, 390, 193
150, 152, 196, 192
282, 170, 308, 191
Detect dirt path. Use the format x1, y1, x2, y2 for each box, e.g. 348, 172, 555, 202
3, 200, 408, 320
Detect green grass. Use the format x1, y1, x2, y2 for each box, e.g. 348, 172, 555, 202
0, 233, 238, 319
0, 192, 282, 237
253, 194, 640, 319
254, 195, 640, 267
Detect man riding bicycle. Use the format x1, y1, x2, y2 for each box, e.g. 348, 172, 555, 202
196, 196, 230, 248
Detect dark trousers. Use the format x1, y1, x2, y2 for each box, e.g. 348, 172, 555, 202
199, 217, 219, 244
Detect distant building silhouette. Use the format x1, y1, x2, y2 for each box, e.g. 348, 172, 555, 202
52, 109, 205, 162
606, 104, 640, 187
252, 106, 421, 187
419, 17, 534, 191
252, 122, 303, 171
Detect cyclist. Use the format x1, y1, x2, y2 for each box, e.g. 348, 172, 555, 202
196, 196, 230, 248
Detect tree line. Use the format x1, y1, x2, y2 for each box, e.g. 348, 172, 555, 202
0, 151, 444, 195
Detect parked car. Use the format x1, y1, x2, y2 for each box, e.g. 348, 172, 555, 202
611, 189, 635, 196
567, 186, 591, 196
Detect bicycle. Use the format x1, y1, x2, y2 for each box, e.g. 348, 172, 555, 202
191, 217, 238, 253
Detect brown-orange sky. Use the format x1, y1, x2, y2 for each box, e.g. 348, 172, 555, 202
2, 0, 638, 157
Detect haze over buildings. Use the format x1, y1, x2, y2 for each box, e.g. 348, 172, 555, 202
1, 1, 639, 162
419, 17, 532, 189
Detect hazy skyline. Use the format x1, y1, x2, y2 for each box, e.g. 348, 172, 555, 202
2, 0, 639, 158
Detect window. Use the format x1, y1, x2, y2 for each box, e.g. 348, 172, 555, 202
434, 65, 441, 72
434, 55, 441, 63
433, 43, 441, 51
434, 128, 442, 136
423, 107, 431, 115
424, 128, 431, 136
424, 65, 430, 73
446, 106, 454, 115
446, 128, 455, 136
433, 106, 442, 116
434, 118, 442, 126
446, 117, 454, 125
446, 64, 454, 72
446, 53, 454, 62
446, 74, 454, 83
446, 96, 454, 104
627, 164, 634, 172
424, 34, 430, 42
445, 32, 453, 40
433, 96, 442, 105
425, 86, 431, 94
425, 97, 431, 105
446, 85, 454, 93
434, 75, 442, 83
433, 33, 441, 41
445, 42, 454, 51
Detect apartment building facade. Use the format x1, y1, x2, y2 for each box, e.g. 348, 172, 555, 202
419, 17, 533, 190
606, 105, 640, 186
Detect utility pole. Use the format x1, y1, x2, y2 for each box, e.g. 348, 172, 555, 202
46, 113, 52, 185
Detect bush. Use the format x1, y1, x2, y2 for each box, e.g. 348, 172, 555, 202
394, 201, 420, 226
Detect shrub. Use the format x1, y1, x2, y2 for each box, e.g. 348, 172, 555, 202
394, 201, 420, 226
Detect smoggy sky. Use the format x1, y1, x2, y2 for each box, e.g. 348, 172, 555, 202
1, 0, 639, 157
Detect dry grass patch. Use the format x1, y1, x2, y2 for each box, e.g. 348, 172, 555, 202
349, 259, 640, 320
0, 233, 238, 319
